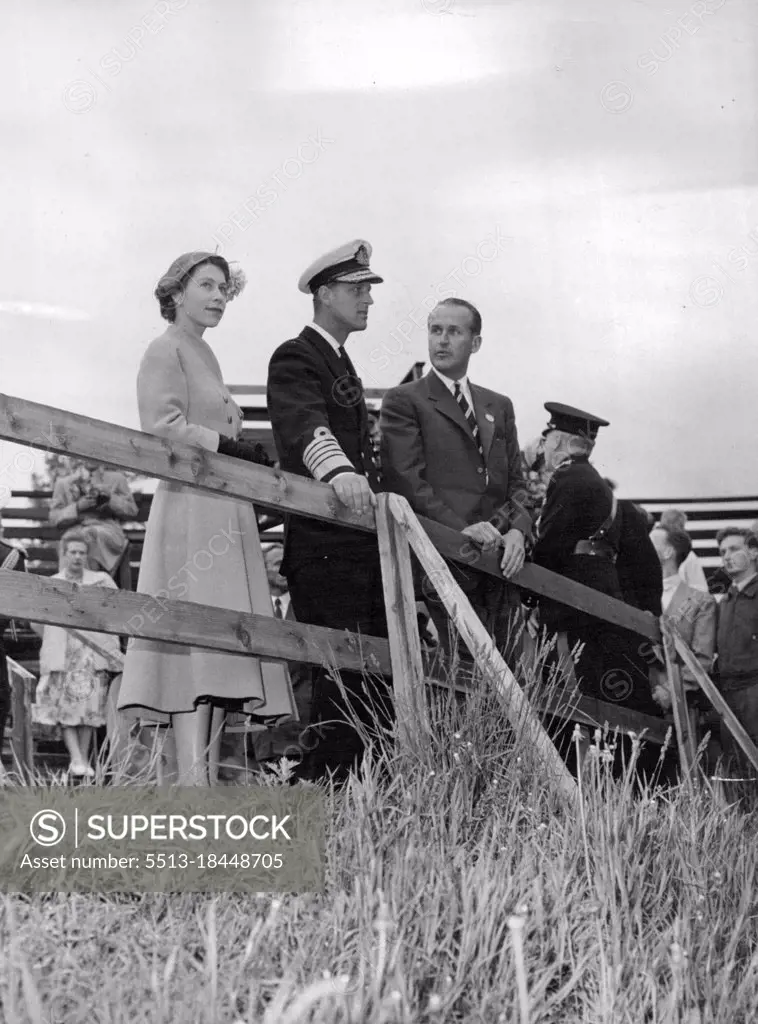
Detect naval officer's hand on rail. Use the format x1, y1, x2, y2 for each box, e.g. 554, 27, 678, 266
331, 472, 376, 518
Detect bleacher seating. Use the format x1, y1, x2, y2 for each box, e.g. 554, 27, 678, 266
634, 497, 758, 581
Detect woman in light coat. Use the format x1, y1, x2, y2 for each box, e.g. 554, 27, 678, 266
118, 251, 295, 785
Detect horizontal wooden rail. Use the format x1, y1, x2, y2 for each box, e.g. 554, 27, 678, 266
1, 505, 151, 523
2, 525, 145, 543
0, 391, 372, 530
539, 692, 671, 745
427, 672, 671, 744
14, 544, 143, 564
0, 570, 674, 749
420, 520, 660, 642
0, 394, 660, 643
0, 572, 392, 676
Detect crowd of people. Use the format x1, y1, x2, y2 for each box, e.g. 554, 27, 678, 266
1, 238, 757, 789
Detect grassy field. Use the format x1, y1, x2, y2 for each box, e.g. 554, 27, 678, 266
1, 675, 757, 1024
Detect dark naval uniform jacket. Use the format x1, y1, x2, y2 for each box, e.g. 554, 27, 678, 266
532, 456, 622, 632
267, 326, 381, 577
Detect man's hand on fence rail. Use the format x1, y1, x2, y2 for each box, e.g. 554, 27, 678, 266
461, 521, 503, 554
0, 392, 661, 642
331, 473, 376, 518
500, 528, 526, 578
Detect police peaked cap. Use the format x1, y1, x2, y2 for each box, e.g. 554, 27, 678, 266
542, 402, 610, 440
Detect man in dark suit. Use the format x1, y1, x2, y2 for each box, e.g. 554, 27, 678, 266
617, 499, 663, 616
713, 528, 758, 777
267, 239, 391, 781
379, 298, 532, 666
533, 403, 660, 716
248, 544, 315, 764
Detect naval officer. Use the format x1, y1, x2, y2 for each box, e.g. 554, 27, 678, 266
267, 239, 392, 781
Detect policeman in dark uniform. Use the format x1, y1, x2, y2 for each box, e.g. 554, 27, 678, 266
0, 534, 27, 779
267, 239, 391, 781
533, 403, 659, 716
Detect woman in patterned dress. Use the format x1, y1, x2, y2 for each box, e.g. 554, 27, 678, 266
32, 530, 122, 777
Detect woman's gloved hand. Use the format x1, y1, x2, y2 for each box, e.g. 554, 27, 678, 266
217, 436, 274, 467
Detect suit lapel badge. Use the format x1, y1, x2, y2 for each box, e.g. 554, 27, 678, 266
485, 412, 495, 422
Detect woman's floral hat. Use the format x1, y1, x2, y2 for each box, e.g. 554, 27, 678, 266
155, 251, 247, 302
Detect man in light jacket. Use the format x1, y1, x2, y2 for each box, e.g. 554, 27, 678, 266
648, 524, 716, 712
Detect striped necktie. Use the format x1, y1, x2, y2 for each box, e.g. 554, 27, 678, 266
453, 380, 485, 464
339, 346, 356, 376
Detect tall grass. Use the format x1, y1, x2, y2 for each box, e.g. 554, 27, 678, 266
1, 645, 757, 1023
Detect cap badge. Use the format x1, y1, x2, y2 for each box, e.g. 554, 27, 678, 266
355, 245, 369, 266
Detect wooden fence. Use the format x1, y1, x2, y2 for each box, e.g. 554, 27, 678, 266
232, 374, 758, 581
2, 391, 745, 797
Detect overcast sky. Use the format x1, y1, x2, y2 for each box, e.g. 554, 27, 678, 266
1, 0, 756, 499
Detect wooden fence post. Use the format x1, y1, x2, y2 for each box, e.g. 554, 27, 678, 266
7, 658, 35, 778
375, 494, 428, 753
667, 622, 758, 777
662, 629, 697, 787
387, 494, 578, 806
0, 392, 684, 773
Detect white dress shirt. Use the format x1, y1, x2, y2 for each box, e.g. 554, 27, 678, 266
309, 321, 343, 357
661, 572, 680, 612
431, 366, 474, 409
